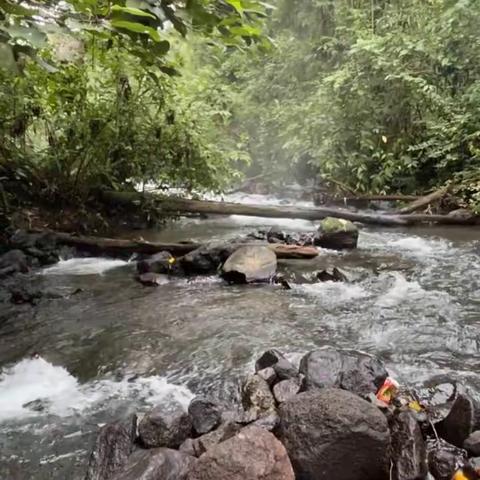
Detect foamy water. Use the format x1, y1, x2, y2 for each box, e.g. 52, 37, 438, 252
375, 272, 427, 307
0, 357, 193, 423
42, 258, 129, 276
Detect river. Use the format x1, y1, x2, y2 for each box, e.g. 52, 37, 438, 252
1, 193, 479, 479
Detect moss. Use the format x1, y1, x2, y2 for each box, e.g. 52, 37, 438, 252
320, 217, 358, 234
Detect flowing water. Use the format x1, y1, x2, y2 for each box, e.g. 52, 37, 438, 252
1, 193, 480, 479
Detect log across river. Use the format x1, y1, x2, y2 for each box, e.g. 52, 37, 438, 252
100, 190, 479, 226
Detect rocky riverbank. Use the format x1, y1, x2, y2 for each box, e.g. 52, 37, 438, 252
83, 347, 480, 480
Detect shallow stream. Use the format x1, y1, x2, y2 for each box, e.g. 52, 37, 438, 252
1, 193, 479, 479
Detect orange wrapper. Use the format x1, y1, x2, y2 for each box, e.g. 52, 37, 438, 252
376, 377, 400, 404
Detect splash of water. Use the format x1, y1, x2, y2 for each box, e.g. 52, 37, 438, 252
41, 258, 128, 276
0, 357, 193, 423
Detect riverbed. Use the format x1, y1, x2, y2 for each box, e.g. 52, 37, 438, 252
1, 194, 479, 479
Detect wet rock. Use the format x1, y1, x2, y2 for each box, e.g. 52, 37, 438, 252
278, 388, 390, 480
257, 367, 277, 386
316, 267, 348, 282
137, 251, 182, 276
464, 431, 480, 456
221, 245, 277, 284
10, 230, 60, 265
181, 241, 239, 275
112, 448, 195, 480
85, 417, 137, 480
427, 439, 467, 480
273, 378, 302, 404
242, 374, 276, 418
251, 412, 280, 432
314, 217, 359, 250
138, 404, 192, 449
0, 249, 28, 277
187, 426, 295, 480
179, 422, 242, 457
188, 397, 221, 435
255, 349, 298, 381
299, 346, 388, 398
266, 226, 286, 243
436, 394, 474, 448
390, 410, 428, 480
136, 272, 169, 287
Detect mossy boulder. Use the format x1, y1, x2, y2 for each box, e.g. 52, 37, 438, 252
314, 217, 358, 250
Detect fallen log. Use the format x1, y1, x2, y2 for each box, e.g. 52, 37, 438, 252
100, 190, 479, 226
396, 187, 449, 215
50, 231, 319, 259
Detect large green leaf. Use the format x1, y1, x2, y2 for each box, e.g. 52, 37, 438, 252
110, 5, 156, 19
110, 19, 161, 42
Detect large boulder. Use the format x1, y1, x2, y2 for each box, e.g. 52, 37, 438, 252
242, 374, 276, 418
299, 347, 388, 398
390, 410, 428, 480
221, 246, 277, 284
278, 389, 390, 480
187, 426, 295, 480
314, 217, 359, 250
112, 448, 195, 480
181, 241, 240, 275
188, 397, 222, 436
138, 404, 192, 449
85, 416, 137, 480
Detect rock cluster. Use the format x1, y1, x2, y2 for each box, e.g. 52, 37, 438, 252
85, 346, 480, 480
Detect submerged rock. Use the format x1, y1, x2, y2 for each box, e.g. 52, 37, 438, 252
278, 389, 390, 480
138, 404, 192, 449
221, 246, 277, 284
136, 272, 169, 287
85, 416, 137, 480
390, 410, 428, 480
316, 267, 348, 282
187, 426, 295, 480
188, 397, 221, 436
112, 448, 195, 480
314, 217, 359, 250
299, 347, 388, 398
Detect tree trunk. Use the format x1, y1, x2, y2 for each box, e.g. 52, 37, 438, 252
99, 190, 479, 226
395, 187, 449, 214
50, 231, 319, 259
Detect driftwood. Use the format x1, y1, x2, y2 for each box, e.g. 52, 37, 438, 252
396, 187, 449, 215
50, 231, 319, 259
100, 190, 478, 226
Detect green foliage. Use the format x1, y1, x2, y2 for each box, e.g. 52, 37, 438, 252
0, 33, 250, 202
229, 0, 480, 210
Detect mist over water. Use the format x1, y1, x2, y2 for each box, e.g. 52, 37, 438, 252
0, 193, 479, 479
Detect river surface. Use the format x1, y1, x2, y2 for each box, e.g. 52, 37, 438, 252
1, 193, 480, 479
